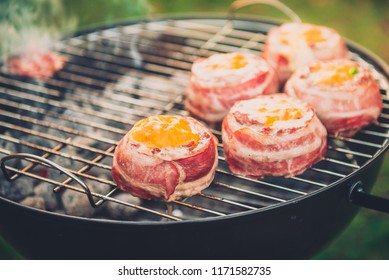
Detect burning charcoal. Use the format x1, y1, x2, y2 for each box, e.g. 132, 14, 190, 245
0, 132, 18, 153
0, 177, 34, 202
34, 182, 59, 211
46, 157, 82, 181
61, 188, 96, 218
104, 193, 141, 220
172, 208, 184, 218
91, 178, 112, 195
92, 183, 112, 195
19, 133, 59, 164
46, 165, 70, 181
60, 108, 99, 132
20, 196, 46, 210
66, 136, 98, 159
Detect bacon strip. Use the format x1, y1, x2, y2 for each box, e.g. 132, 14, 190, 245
222, 94, 327, 178
285, 59, 383, 135
262, 23, 348, 84
112, 116, 218, 201
186, 52, 279, 123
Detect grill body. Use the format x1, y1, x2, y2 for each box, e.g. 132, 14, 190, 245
0, 154, 383, 259
0, 16, 388, 259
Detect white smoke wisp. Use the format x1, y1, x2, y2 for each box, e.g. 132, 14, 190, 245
0, 0, 78, 61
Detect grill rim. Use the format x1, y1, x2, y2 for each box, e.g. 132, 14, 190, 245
0, 150, 386, 227
1, 14, 388, 225
64, 13, 284, 39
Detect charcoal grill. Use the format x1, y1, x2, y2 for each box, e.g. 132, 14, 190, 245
1, 1, 389, 259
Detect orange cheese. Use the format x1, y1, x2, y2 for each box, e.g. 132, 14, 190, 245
316, 64, 358, 86
304, 28, 326, 44
209, 53, 248, 70
131, 116, 200, 149
258, 107, 303, 126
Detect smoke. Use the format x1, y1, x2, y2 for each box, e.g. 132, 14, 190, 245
0, 0, 78, 60
0, 0, 158, 62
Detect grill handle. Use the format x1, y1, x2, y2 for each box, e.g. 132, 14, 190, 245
0, 153, 98, 208
229, 0, 302, 23
349, 181, 389, 213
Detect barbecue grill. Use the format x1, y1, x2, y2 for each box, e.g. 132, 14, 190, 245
1, 1, 389, 259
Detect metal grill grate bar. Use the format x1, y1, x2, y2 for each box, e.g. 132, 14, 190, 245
213, 181, 287, 202
330, 135, 383, 148
0, 97, 127, 135
0, 109, 117, 145
1, 86, 137, 125
2, 83, 349, 196
173, 200, 226, 217
2, 164, 183, 221
327, 145, 373, 159
309, 168, 346, 178
198, 192, 258, 211
0, 121, 114, 157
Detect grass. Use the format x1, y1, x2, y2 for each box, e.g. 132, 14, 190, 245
0, 235, 24, 260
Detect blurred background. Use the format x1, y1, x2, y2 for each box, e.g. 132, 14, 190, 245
0, 0, 388, 259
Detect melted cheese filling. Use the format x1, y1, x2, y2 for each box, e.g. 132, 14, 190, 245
303, 28, 326, 44
207, 53, 248, 70
261, 107, 303, 126
311, 63, 358, 86
244, 98, 304, 127
130, 115, 200, 149
191, 52, 268, 88
279, 26, 327, 45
